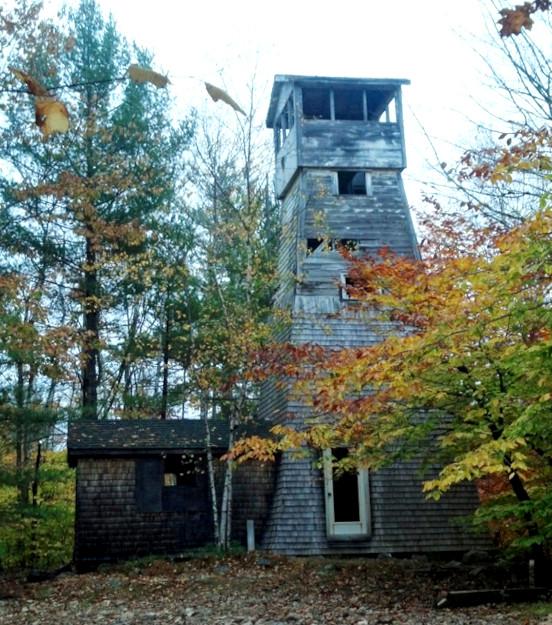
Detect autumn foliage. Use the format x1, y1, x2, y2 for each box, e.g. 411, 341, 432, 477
232, 122, 552, 552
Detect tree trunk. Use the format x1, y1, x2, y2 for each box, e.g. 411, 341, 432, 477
30, 441, 42, 569
82, 234, 99, 419
218, 404, 235, 549
160, 301, 171, 419
202, 397, 220, 543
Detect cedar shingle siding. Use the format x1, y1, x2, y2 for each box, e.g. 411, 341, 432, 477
260, 75, 489, 555
68, 420, 275, 568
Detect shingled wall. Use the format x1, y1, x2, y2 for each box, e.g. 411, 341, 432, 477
261, 453, 489, 555
260, 75, 490, 556
73, 454, 275, 568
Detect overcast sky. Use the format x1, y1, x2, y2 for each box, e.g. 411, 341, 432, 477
48, 0, 548, 206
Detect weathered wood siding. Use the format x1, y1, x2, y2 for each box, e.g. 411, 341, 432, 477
74, 458, 213, 567
274, 123, 299, 198
302, 169, 417, 256
262, 452, 489, 555
273, 176, 301, 310
74, 456, 275, 567
300, 121, 404, 170
232, 461, 276, 545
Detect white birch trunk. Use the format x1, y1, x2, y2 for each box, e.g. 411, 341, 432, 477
202, 396, 220, 544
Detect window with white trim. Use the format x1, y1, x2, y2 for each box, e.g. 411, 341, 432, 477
323, 448, 371, 538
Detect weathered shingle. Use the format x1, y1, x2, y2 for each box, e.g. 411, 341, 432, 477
67, 419, 231, 464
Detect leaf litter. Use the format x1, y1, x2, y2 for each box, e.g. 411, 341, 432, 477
0, 555, 544, 625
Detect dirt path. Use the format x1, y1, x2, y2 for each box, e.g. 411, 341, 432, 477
0, 556, 548, 624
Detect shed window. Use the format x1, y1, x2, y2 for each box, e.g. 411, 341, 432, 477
302, 88, 331, 120
135, 458, 163, 512
164, 454, 199, 487
337, 171, 368, 195
323, 448, 370, 538
334, 88, 364, 121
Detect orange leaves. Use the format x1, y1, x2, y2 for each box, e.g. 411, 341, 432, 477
9, 62, 247, 140
10, 67, 49, 96
34, 97, 70, 136
204, 82, 246, 115
128, 64, 169, 89
498, 1, 550, 37
10, 67, 69, 137
499, 4, 535, 36
461, 128, 551, 182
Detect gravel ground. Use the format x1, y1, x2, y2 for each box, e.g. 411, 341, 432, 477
0, 555, 550, 625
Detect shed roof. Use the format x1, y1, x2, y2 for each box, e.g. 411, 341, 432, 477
266, 74, 410, 127
67, 419, 239, 465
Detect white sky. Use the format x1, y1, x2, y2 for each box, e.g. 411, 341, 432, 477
44, 0, 545, 207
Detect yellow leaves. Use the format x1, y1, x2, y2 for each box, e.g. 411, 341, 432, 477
226, 435, 279, 463
423, 437, 530, 496
205, 82, 246, 115
128, 64, 170, 89
35, 97, 70, 136
10, 67, 69, 137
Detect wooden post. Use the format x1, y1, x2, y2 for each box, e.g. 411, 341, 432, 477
246, 519, 255, 552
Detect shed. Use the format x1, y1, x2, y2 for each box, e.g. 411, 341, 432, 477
68, 419, 274, 569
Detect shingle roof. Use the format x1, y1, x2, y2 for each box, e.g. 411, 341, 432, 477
67, 419, 232, 464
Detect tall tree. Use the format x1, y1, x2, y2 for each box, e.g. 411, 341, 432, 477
0, 0, 192, 423
0, 1, 193, 568
187, 91, 280, 547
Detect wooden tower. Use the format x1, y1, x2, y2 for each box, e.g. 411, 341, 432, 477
260, 75, 486, 555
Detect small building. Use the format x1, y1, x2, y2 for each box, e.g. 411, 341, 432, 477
67, 419, 274, 569
68, 75, 489, 568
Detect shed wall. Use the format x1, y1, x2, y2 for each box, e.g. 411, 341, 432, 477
74, 456, 275, 567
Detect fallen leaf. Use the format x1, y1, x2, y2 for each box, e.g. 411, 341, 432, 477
35, 97, 70, 136
10, 66, 49, 96
205, 82, 246, 115
128, 64, 169, 88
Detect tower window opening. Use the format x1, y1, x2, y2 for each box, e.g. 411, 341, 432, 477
334, 88, 364, 121
302, 88, 331, 120
337, 171, 367, 195
307, 238, 323, 254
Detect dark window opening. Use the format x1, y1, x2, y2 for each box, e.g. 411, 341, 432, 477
307, 238, 323, 254
334, 88, 364, 121
340, 274, 359, 301
136, 458, 163, 512
335, 239, 359, 252
164, 454, 199, 487
302, 88, 331, 120
307, 239, 359, 255
285, 95, 295, 130
332, 449, 360, 522
338, 171, 367, 195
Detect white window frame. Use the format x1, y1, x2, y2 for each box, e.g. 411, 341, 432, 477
323, 449, 371, 538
